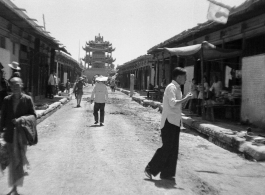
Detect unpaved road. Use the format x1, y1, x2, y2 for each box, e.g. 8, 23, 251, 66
1, 86, 265, 195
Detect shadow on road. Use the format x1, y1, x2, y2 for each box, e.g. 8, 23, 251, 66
144, 178, 185, 190
89, 125, 102, 128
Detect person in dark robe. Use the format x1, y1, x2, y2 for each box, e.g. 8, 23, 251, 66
0, 77, 36, 195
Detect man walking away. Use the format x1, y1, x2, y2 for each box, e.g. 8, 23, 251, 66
144, 67, 193, 182
91, 77, 108, 126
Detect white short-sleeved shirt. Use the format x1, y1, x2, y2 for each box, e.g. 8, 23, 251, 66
91, 83, 108, 103
160, 80, 182, 129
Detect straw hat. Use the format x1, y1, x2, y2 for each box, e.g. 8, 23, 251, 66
8, 61, 21, 70
79, 76, 84, 81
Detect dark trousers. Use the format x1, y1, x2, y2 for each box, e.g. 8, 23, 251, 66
189, 99, 198, 113
93, 103, 105, 123
148, 119, 180, 177
47, 85, 55, 98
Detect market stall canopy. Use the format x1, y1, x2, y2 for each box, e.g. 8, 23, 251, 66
153, 41, 241, 60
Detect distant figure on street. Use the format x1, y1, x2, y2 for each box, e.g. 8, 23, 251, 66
65, 79, 71, 93
54, 75, 59, 95
73, 77, 86, 107
0, 77, 37, 195
47, 71, 56, 99
91, 77, 108, 126
144, 67, 193, 182
197, 76, 209, 115
210, 75, 223, 98
8, 62, 21, 81
110, 79, 116, 92
189, 78, 198, 113
160, 78, 166, 88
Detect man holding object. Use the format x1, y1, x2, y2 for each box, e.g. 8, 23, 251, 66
145, 67, 193, 182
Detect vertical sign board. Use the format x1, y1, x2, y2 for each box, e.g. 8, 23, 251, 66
64, 72, 67, 84
130, 74, 134, 97
242, 54, 265, 128
184, 66, 194, 96
0, 48, 11, 79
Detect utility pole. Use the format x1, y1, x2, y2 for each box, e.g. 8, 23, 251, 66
78, 40, 80, 64
43, 14, 46, 30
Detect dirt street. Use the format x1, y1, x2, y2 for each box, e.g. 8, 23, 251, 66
0, 86, 265, 195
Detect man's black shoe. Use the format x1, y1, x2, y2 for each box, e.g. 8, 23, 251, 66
100, 123, 104, 126
94, 121, 98, 124
144, 166, 152, 179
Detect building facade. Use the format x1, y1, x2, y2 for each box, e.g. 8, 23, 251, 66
82, 34, 116, 82
0, 0, 80, 100
55, 51, 83, 85
117, 55, 154, 90
147, 0, 265, 129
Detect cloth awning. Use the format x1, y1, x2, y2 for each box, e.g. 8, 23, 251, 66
154, 41, 241, 60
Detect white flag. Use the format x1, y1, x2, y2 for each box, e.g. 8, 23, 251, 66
207, 0, 232, 24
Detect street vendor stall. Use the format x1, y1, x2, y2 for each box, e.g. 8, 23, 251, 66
154, 41, 242, 120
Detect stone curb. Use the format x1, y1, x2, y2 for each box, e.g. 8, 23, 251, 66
36, 96, 71, 125
117, 88, 265, 161
182, 116, 265, 161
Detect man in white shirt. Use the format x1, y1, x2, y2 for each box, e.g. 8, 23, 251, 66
145, 67, 193, 181
91, 80, 108, 126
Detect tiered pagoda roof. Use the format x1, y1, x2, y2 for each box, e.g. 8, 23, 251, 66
82, 55, 116, 64
82, 45, 115, 53
82, 34, 116, 68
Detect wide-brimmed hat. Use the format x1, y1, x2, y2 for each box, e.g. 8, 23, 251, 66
79, 77, 84, 81
8, 61, 21, 70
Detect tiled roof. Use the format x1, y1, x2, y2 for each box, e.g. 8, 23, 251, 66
0, 0, 59, 46
148, 0, 264, 53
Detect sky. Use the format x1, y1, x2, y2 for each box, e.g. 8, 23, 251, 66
11, 0, 245, 67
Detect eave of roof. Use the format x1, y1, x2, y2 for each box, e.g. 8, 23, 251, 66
55, 50, 79, 65
148, 0, 265, 54
119, 54, 152, 69
0, 0, 59, 47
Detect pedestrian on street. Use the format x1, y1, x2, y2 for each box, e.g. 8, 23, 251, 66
91, 76, 108, 126
144, 67, 193, 181
110, 79, 116, 92
189, 78, 198, 114
47, 71, 56, 99
0, 77, 37, 195
73, 77, 86, 107
8, 62, 21, 82
65, 79, 71, 94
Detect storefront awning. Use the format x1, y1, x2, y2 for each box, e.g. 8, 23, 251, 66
154, 41, 241, 60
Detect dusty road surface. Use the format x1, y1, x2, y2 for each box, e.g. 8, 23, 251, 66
1, 86, 265, 195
